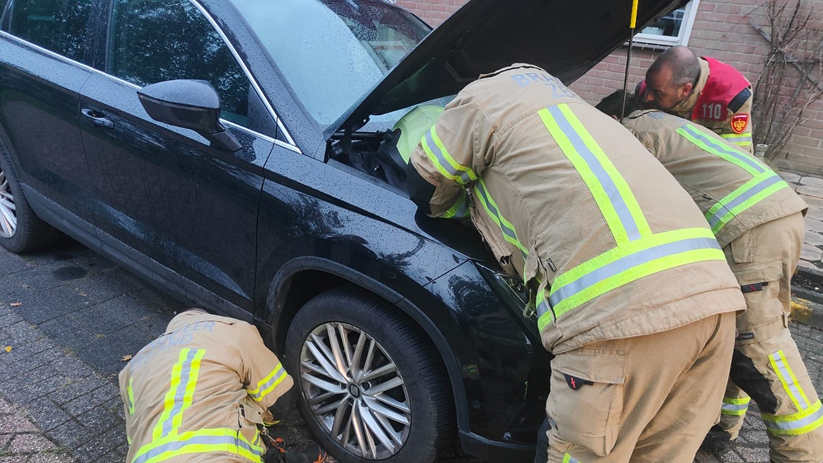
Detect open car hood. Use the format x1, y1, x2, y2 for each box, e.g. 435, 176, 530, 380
335, 0, 686, 133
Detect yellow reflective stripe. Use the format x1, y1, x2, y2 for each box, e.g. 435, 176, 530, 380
723, 397, 751, 405
128, 377, 135, 416
132, 428, 263, 463
420, 127, 477, 185
128, 435, 132, 445
563, 453, 582, 463
677, 124, 765, 176
443, 190, 470, 219
721, 133, 753, 145
705, 172, 788, 234
556, 105, 651, 239
539, 228, 722, 331
171, 349, 205, 434
249, 363, 289, 402
473, 178, 529, 259
762, 400, 823, 436
153, 349, 190, 439
539, 105, 650, 245
770, 350, 811, 411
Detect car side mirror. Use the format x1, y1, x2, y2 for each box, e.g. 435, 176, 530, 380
137, 79, 242, 152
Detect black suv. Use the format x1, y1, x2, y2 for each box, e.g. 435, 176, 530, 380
0, 1, 680, 462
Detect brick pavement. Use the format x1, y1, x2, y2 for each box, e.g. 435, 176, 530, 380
0, 239, 821, 463
781, 170, 823, 276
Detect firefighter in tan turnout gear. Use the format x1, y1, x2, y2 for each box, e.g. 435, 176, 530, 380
119, 309, 327, 463
405, 63, 746, 463
597, 91, 823, 463
637, 46, 754, 153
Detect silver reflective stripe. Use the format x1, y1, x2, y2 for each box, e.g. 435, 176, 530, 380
547, 105, 642, 241
132, 433, 263, 463
249, 367, 287, 401
770, 351, 809, 410
681, 125, 764, 173
563, 453, 581, 463
763, 405, 823, 433
536, 299, 551, 319
452, 196, 470, 218
474, 181, 528, 259
549, 237, 720, 308
706, 175, 783, 229
424, 130, 474, 184
161, 349, 198, 437
722, 402, 749, 413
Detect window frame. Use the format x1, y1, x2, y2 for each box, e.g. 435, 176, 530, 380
633, 0, 700, 48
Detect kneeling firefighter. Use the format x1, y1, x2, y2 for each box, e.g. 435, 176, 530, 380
119, 308, 327, 463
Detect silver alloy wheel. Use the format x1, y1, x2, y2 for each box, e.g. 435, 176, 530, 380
300, 322, 412, 460
0, 166, 16, 239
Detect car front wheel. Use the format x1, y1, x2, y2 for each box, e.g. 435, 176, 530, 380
285, 286, 453, 463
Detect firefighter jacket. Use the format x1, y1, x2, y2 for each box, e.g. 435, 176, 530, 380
621, 109, 807, 248
408, 64, 745, 354
119, 311, 293, 463
670, 57, 753, 152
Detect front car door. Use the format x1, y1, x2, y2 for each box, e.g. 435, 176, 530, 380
77, 0, 278, 318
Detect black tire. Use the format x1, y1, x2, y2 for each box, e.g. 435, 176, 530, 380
0, 146, 57, 253
285, 286, 453, 463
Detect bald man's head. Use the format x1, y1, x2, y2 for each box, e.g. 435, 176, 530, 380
642, 46, 701, 110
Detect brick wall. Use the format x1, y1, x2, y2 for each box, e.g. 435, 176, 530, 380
396, 0, 823, 175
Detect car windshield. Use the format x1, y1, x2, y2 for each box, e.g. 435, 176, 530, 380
227, 0, 431, 127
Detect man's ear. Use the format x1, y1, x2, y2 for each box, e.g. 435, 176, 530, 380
680, 81, 694, 97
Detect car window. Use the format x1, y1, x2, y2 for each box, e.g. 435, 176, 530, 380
107, 0, 267, 134
0, 0, 95, 66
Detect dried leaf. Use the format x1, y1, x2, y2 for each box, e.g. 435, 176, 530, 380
121, 355, 133, 362
10, 302, 21, 307
3, 346, 11, 353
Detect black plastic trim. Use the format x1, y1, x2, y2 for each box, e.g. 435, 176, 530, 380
459, 430, 535, 463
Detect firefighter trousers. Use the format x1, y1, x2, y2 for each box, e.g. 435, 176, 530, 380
539, 312, 735, 463
718, 212, 823, 463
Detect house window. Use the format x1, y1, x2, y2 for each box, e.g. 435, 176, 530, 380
634, 0, 700, 47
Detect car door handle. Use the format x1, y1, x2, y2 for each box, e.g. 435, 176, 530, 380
80, 108, 114, 129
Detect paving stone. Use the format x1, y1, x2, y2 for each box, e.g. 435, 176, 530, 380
0, 322, 44, 350
76, 407, 119, 436
21, 400, 70, 432
69, 295, 152, 336
733, 445, 769, 462
798, 175, 823, 188
72, 329, 155, 378
8, 434, 55, 453
28, 454, 74, 463
802, 230, 823, 247
48, 419, 95, 450
0, 310, 23, 329
0, 399, 14, 415
68, 253, 117, 277
0, 253, 30, 279
797, 184, 823, 198
13, 287, 90, 325
96, 445, 127, 463
62, 385, 119, 418
0, 415, 37, 433
806, 206, 823, 222
0, 261, 83, 301
739, 429, 769, 445
37, 317, 95, 354
797, 259, 821, 274
0, 433, 11, 449
49, 377, 109, 406
781, 171, 802, 184
715, 448, 744, 463
70, 427, 123, 462
800, 243, 823, 262
0, 456, 30, 463
47, 357, 95, 382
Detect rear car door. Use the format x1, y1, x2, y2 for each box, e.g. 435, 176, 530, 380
0, 0, 103, 235
77, 0, 278, 317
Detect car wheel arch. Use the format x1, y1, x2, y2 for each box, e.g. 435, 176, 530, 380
263, 256, 472, 431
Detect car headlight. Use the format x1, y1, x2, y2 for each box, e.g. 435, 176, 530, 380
474, 262, 531, 318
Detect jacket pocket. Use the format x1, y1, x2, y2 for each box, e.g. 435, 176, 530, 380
732, 259, 787, 340
546, 348, 625, 457
470, 206, 516, 275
